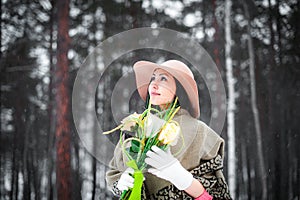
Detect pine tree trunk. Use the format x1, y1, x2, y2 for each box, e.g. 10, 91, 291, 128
266, 3, 276, 198
55, 0, 71, 199
92, 5, 98, 199
0, 0, 2, 58
225, 0, 236, 198
243, 2, 267, 199
213, 0, 221, 70
46, 1, 55, 198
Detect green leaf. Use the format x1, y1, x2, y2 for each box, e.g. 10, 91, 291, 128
126, 160, 138, 170
130, 140, 140, 153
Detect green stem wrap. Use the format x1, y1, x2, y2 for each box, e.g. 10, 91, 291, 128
120, 160, 144, 200
128, 170, 144, 200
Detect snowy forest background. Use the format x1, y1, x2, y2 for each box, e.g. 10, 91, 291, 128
1, 0, 299, 199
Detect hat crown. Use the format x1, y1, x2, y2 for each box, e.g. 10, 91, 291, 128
160, 60, 194, 80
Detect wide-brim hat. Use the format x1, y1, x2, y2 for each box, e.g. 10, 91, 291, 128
133, 60, 200, 118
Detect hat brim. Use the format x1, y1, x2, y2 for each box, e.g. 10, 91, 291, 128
133, 61, 200, 118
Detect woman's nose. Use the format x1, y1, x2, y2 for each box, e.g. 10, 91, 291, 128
151, 82, 158, 89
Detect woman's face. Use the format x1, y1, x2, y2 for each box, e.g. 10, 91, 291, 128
148, 69, 176, 108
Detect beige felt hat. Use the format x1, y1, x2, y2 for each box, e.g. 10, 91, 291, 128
133, 60, 200, 118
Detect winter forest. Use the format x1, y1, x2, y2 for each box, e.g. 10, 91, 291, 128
1, 0, 299, 199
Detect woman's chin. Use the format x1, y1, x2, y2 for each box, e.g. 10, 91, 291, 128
150, 101, 160, 106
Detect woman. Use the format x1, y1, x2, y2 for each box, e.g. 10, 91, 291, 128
106, 60, 231, 199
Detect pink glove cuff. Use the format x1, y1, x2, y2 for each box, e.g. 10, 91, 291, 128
195, 189, 213, 200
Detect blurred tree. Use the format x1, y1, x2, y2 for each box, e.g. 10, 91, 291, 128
243, 1, 267, 199
45, 0, 56, 198
55, 0, 71, 199
224, 0, 236, 198
1, 1, 45, 199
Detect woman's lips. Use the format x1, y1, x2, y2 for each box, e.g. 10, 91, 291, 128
151, 92, 160, 96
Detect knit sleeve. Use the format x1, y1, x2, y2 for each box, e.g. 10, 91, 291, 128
190, 155, 232, 200
150, 155, 231, 199
111, 180, 123, 196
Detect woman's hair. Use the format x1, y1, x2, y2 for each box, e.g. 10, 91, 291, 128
144, 79, 193, 115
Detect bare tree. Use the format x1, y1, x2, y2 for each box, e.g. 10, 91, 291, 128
225, 0, 236, 198
243, 2, 267, 199
46, 0, 56, 199
55, 0, 71, 199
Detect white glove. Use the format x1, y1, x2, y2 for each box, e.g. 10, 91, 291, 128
145, 146, 193, 190
116, 168, 134, 191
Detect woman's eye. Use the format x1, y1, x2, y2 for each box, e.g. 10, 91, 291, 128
150, 76, 155, 81
161, 77, 167, 81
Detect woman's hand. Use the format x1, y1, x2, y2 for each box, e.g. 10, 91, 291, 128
145, 146, 209, 198
145, 146, 193, 190
116, 168, 134, 191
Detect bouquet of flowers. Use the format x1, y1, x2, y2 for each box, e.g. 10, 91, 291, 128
103, 98, 183, 200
